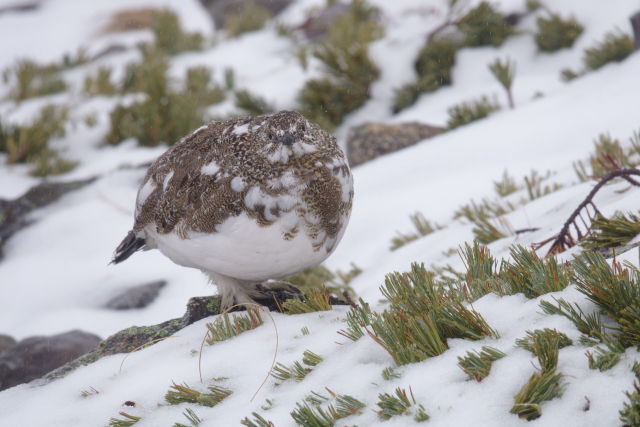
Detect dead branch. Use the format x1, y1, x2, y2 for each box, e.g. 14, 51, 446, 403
535, 168, 640, 256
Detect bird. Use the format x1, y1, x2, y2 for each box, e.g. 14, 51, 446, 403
112, 110, 353, 311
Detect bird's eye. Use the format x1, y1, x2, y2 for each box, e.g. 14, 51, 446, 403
277, 134, 296, 146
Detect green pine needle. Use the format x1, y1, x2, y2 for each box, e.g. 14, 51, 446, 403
108, 412, 141, 427
205, 308, 264, 344
376, 387, 428, 421
283, 287, 333, 314
457, 346, 506, 381
511, 371, 565, 421
164, 382, 232, 407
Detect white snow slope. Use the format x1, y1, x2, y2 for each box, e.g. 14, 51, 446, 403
0, 0, 639, 426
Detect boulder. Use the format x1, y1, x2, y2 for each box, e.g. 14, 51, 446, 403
198, 0, 292, 29
0, 335, 16, 353
105, 280, 167, 310
346, 122, 444, 167
0, 178, 95, 260
0, 330, 101, 391
298, 2, 350, 41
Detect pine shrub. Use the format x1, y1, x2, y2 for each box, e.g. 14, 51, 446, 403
457, 2, 515, 47
152, 9, 204, 55
224, 2, 272, 37
7, 59, 67, 102
583, 30, 634, 71
1, 105, 75, 176
392, 38, 457, 113
535, 12, 583, 52
447, 95, 501, 129
298, 0, 383, 130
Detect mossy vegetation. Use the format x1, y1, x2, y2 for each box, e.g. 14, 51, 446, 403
298, 0, 383, 130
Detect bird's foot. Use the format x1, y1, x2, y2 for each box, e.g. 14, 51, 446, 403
248, 280, 303, 311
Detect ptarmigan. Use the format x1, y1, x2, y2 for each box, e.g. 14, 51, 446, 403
112, 111, 353, 311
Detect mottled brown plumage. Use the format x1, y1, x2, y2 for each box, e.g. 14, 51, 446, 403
114, 111, 353, 310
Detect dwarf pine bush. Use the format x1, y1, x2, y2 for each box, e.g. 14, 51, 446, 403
108, 49, 224, 146
581, 212, 640, 250
457, 346, 506, 381
298, 0, 383, 130
447, 96, 501, 129
583, 30, 634, 71
6, 59, 67, 102
390, 212, 441, 250
152, 9, 204, 55
223, 2, 272, 37
376, 387, 429, 422
457, 2, 515, 47
0, 105, 75, 176
83, 66, 117, 96
535, 11, 583, 52
234, 89, 275, 116
392, 38, 457, 113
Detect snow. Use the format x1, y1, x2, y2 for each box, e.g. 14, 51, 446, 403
1, 0, 640, 426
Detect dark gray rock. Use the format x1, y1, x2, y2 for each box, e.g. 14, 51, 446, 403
346, 122, 444, 167
105, 280, 167, 310
0, 330, 101, 391
631, 10, 640, 51
298, 2, 350, 41
0, 334, 16, 353
43, 295, 222, 384
0, 178, 95, 260
198, 0, 292, 28
43, 288, 347, 384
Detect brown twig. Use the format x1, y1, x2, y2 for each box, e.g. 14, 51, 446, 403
538, 168, 640, 256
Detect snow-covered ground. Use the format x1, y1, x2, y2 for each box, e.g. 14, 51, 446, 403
0, 0, 639, 426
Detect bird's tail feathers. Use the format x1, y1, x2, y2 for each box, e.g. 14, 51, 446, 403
111, 231, 146, 264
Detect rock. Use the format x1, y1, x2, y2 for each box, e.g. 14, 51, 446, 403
105, 280, 167, 310
43, 289, 348, 384
0, 330, 101, 391
0, 178, 95, 260
631, 10, 640, 51
298, 2, 350, 41
43, 296, 222, 384
346, 122, 444, 167
198, 0, 292, 29
0, 335, 16, 353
